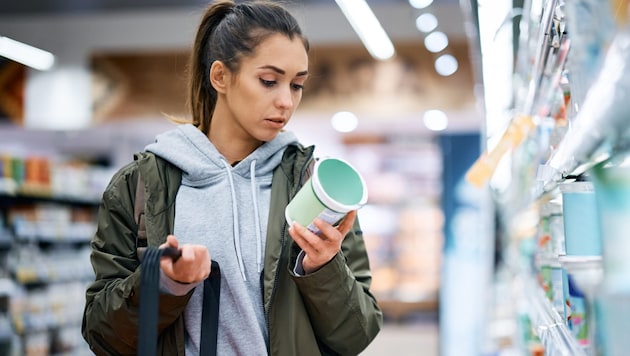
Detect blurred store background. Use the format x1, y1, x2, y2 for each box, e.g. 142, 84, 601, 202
0, 0, 491, 355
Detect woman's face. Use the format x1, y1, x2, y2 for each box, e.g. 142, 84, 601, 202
219, 33, 309, 143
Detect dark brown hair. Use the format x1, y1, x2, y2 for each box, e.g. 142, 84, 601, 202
186, 0, 310, 134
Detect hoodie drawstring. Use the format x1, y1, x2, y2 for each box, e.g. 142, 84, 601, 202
221, 159, 247, 281
220, 159, 263, 281
250, 160, 263, 273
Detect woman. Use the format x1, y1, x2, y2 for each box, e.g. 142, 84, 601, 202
81, 1, 382, 355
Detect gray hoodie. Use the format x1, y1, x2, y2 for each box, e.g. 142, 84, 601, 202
145, 123, 298, 355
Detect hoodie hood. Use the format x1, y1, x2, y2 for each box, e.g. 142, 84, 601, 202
145, 123, 298, 187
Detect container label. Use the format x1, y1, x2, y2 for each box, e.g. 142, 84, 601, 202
306, 208, 346, 235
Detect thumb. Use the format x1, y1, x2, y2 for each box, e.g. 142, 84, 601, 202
160, 235, 179, 249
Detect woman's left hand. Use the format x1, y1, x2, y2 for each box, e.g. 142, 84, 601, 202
288, 210, 357, 274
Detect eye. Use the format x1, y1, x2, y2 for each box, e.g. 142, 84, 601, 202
291, 83, 304, 91
260, 78, 275, 87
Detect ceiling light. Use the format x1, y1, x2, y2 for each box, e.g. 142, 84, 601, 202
435, 54, 459, 76
331, 111, 359, 133
415, 13, 438, 33
424, 31, 449, 53
409, 0, 434, 9
0, 36, 55, 71
335, 0, 395, 61
423, 110, 448, 131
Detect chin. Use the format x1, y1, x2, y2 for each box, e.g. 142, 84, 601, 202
257, 131, 281, 142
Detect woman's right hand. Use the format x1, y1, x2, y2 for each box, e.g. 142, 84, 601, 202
159, 235, 211, 284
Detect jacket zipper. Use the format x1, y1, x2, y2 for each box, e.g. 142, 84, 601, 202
264, 149, 314, 352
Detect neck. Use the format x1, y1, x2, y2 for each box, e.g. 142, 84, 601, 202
208, 122, 263, 166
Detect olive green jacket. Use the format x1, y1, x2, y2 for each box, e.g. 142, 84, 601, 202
81, 144, 383, 355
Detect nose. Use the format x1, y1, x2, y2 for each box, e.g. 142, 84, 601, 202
275, 86, 294, 110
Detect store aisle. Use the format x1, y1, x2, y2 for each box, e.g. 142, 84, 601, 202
361, 313, 439, 356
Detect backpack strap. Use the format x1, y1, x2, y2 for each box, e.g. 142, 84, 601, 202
134, 171, 148, 261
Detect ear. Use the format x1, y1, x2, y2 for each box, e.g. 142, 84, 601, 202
209, 60, 229, 94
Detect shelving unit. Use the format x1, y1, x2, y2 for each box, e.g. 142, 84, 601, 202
0, 147, 113, 355
468, 0, 630, 354
0, 194, 98, 355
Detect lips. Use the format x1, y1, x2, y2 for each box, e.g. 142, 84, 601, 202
265, 117, 286, 128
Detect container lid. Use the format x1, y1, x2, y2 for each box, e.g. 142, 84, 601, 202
559, 180, 594, 193
312, 157, 368, 212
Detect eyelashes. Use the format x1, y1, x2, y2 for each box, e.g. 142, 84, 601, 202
260, 78, 275, 87
259, 78, 304, 91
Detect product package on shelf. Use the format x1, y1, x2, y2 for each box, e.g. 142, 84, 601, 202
466, 2, 571, 196
535, 198, 566, 319
7, 204, 96, 245
9, 281, 91, 355
563, 0, 616, 108
548, 26, 630, 179
0, 170, 100, 355
0, 152, 114, 203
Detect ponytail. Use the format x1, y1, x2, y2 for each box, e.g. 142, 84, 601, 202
188, 0, 234, 134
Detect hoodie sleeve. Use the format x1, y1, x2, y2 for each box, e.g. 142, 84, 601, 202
289, 217, 383, 355
81, 163, 192, 355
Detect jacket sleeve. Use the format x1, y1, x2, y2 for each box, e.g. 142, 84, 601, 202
290, 217, 383, 355
81, 166, 192, 355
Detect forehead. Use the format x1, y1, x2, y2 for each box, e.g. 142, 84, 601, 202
243, 33, 308, 74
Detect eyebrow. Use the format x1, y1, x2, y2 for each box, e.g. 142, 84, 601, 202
260, 65, 308, 77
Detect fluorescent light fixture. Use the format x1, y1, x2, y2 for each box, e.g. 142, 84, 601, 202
335, 0, 395, 60
0, 36, 55, 71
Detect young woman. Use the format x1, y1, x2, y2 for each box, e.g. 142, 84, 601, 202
81, 1, 382, 355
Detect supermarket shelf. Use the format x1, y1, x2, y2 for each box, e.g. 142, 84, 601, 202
0, 188, 101, 207
541, 29, 630, 195
524, 276, 587, 356
471, 0, 630, 354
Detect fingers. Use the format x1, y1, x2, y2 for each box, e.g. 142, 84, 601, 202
290, 219, 339, 251
289, 220, 341, 274
176, 245, 211, 282
159, 238, 211, 284
180, 243, 195, 261
313, 210, 357, 239
288, 222, 314, 252
336, 210, 357, 235
159, 234, 179, 249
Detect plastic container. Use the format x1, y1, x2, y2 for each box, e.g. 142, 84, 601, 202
285, 157, 368, 235
565, 273, 590, 347
539, 200, 565, 257
559, 181, 602, 257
